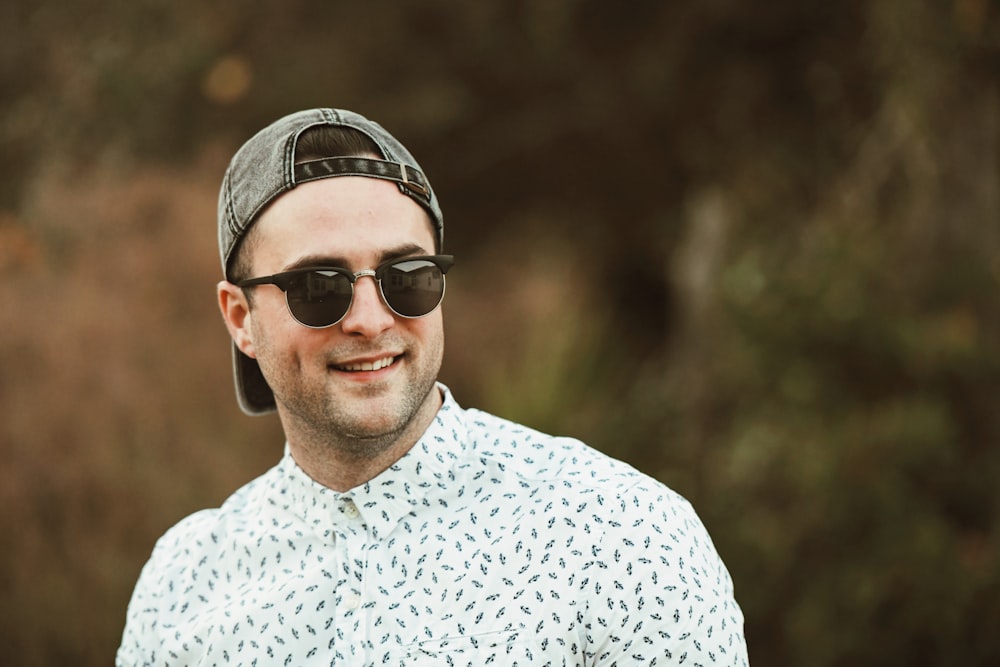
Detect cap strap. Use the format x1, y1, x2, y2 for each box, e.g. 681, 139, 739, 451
294, 157, 431, 205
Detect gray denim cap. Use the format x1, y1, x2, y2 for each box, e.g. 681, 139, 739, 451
217, 108, 444, 415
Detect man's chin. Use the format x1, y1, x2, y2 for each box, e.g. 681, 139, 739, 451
330, 382, 440, 447
327, 393, 417, 438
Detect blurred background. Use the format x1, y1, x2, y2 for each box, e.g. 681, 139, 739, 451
1, 0, 998, 664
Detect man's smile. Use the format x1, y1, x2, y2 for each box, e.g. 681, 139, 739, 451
331, 354, 400, 373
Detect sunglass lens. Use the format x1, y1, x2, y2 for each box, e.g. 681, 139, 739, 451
381, 259, 446, 317
286, 270, 353, 327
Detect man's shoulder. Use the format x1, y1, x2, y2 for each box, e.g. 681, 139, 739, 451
461, 407, 679, 501
144, 462, 279, 567
455, 407, 707, 553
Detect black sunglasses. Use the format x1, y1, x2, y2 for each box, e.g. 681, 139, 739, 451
238, 255, 454, 328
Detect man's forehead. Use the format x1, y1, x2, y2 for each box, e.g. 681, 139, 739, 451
251, 177, 437, 264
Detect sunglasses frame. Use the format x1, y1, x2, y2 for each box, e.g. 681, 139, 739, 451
238, 254, 454, 328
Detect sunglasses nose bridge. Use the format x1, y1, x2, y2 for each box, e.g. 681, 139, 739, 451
350, 269, 382, 302
352, 269, 378, 281
345, 268, 395, 320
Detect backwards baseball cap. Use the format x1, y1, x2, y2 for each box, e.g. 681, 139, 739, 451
217, 108, 445, 415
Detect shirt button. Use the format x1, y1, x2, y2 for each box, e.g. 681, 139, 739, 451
343, 593, 361, 610
343, 503, 359, 519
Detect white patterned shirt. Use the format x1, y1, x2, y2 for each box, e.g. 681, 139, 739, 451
118, 386, 748, 666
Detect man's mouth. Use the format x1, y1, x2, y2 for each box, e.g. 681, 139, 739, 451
332, 355, 398, 372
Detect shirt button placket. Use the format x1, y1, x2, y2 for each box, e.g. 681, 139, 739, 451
335, 499, 369, 663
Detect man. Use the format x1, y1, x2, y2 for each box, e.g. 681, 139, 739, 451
118, 108, 749, 666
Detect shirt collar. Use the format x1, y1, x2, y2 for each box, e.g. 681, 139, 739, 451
273, 384, 468, 541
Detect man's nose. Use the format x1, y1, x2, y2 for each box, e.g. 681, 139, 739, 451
339, 275, 395, 336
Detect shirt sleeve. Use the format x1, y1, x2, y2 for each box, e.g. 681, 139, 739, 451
586, 482, 749, 666
116, 542, 163, 667
116, 509, 218, 667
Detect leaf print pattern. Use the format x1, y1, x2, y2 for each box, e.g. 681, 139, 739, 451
118, 385, 748, 666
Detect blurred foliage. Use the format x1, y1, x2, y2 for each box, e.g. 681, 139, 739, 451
1, 0, 998, 665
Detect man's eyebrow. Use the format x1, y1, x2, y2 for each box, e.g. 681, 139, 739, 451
283, 243, 430, 271
378, 243, 432, 263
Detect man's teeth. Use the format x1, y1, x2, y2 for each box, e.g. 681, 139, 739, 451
338, 356, 396, 372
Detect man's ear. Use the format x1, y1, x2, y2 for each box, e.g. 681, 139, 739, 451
217, 281, 256, 359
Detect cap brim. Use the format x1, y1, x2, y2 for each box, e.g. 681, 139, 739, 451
233, 344, 276, 415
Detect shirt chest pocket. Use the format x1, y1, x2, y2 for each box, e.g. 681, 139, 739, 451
395, 627, 531, 666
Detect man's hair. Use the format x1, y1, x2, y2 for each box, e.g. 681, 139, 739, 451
295, 125, 382, 163
228, 126, 383, 285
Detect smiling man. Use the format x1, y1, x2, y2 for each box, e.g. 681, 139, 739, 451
223, 174, 446, 491
117, 108, 749, 666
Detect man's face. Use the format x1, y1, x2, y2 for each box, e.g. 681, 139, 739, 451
240, 176, 444, 453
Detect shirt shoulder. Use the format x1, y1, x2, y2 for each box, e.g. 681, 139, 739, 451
463, 407, 672, 496
458, 407, 722, 581
139, 462, 281, 582
457, 408, 747, 664
117, 464, 285, 665
458, 407, 709, 543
